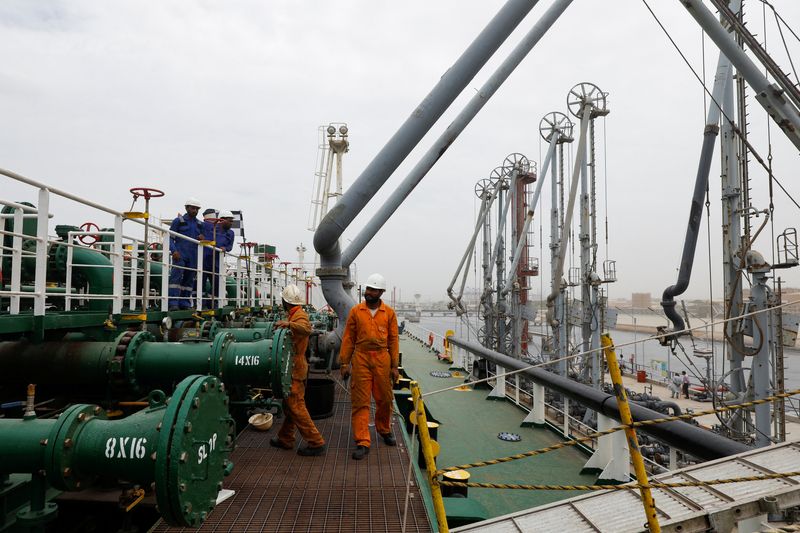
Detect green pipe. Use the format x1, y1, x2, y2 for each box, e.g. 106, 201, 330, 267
0, 375, 235, 528
200, 320, 275, 341
0, 330, 293, 397
51, 243, 114, 311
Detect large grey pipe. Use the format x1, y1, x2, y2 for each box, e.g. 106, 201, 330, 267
660, 47, 733, 332
314, 0, 542, 327
338, 0, 574, 270
448, 336, 749, 460
681, 0, 800, 150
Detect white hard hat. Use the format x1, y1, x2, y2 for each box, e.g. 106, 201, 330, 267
219, 210, 234, 219
365, 273, 386, 290
185, 197, 202, 208
281, 284, 305, 305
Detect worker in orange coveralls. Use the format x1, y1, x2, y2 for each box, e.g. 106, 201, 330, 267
339, 273, 399, 460
270, 284, 326, 456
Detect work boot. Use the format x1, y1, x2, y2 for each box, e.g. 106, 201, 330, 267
352, 445, 370, 460
297, 445, 326, 457
269, 437, 292, 450
381, 433, 397, 446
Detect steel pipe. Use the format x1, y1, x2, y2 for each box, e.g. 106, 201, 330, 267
0, 330, 293, 397
447, 336, 750, 460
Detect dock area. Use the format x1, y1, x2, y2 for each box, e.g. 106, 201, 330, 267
153, 385, 431, 533
615, 371, 800, 441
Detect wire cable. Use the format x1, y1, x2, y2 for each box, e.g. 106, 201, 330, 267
640, 0, 800, 212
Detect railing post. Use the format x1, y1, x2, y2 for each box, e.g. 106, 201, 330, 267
10, 208, 23, 314
129, 252, 138, 309
65, 233, 74, 311
218, 251, 227, 308
235, 256, 242, 308
410, 381, 449, 533
563, 397, 570, 438
196, 243, 204, 311
161, 232, 169, 311
112, 215, 124, 314
602, 333, 661, 533
33, 189, 49, 316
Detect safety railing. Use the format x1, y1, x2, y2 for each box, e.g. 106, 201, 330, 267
404, 321, 473, 370
484, 364, 599, 448
0, 168, 282, 316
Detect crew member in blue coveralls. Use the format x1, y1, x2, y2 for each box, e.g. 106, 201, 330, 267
168, 197, 205, 310
203, 210, 236, 308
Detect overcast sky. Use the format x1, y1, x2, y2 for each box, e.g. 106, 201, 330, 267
3, 0, 800, 303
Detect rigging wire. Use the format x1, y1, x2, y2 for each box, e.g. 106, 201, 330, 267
756, 0, 800, 44
640, 0, 800, 212
756, 0, 800, 80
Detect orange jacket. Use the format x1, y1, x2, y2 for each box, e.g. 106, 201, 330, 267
287, 306, 313, 379
339, 301, 399, 368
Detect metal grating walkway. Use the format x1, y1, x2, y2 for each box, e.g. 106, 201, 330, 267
154, 386, 431, 533
452, 441, 800, 532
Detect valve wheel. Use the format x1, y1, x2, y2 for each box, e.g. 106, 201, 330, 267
489, 166, 506, 184
78, 222, 101, 245
129, 187, 165, 200
474, 178, 493, 199
502, 153, 530, 175
539, 111, 574, 142
567, 82, 607, 119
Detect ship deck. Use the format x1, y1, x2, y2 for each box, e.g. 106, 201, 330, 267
153, 383, 432, 533
399, 335, 598, 520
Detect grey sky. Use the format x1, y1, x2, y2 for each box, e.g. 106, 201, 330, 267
2, 1, 800, 302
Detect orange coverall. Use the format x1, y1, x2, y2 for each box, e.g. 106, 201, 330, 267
275, 306, 325, 448
339, 301, 399, 447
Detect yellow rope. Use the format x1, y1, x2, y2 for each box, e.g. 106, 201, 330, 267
436, 387, 800, 475
438, 470, 800, 491
761, 525, 800, 533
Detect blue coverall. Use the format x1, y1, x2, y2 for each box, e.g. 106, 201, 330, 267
202, 220, 235, 308
168, 213, 204, 309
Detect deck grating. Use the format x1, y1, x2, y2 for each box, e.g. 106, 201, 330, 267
153, 387, 431, 533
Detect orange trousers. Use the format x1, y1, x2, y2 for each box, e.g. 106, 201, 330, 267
276, 378, 325, 448
350, 350, 393, 447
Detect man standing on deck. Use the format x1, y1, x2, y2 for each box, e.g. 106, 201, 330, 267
339, 273, 399, 460
271, 284, 326, 456
681, 371, 690, 399
168, 198, 205, 310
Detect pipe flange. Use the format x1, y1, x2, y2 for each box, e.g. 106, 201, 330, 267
46, 404, 106, 491
209, 332, 234, 379
109, 331, 137, 389
155, 375, 235, 527
271, 328, 294, 398
201, 320, 219, 339
124, 331, 156, 391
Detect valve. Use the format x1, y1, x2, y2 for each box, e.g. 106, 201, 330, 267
78, 222, 101, 245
